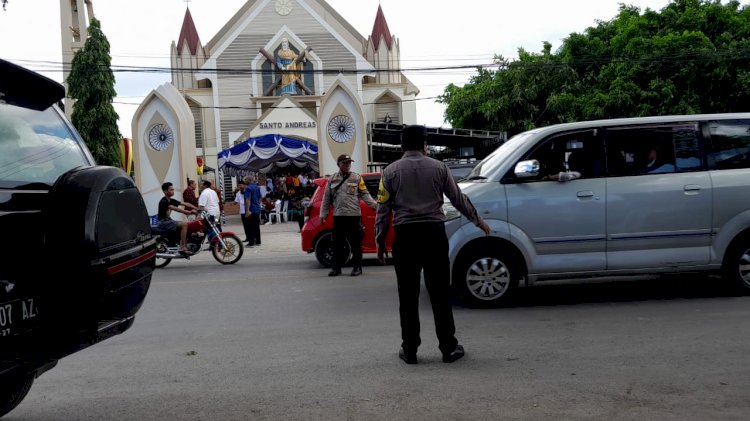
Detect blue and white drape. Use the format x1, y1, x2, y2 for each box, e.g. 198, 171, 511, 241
217, 134, 318, 177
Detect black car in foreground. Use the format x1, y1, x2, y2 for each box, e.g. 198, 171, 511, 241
0, 59, 156, 417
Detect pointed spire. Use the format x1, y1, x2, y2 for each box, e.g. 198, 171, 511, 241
370, 5, 393, 51
177, 7, 201, 56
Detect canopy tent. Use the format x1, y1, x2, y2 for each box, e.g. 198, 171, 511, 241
217, 134, 318, 177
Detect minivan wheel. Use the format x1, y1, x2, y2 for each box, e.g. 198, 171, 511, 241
314, 232, 350, 268
722, 236, 750, 294
0, 373, 34, 418
453, 245, 520, 308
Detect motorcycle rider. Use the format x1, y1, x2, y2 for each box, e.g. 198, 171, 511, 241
158, 182, 199, 254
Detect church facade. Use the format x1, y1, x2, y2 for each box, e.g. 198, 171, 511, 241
160, 0, 418, 195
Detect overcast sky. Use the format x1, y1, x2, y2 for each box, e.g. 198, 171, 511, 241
0, 0, 676, 138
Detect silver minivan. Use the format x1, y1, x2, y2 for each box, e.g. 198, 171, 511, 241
444, 113, 750, 307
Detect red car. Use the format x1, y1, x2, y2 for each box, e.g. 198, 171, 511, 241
301, 173, 395, 267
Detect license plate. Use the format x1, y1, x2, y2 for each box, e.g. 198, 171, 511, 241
0, 298, 39, 337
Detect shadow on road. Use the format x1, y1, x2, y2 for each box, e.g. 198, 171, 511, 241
350, 259, 744, 309
474, 274, 742, 309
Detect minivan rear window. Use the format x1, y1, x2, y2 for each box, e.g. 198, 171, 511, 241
0, 103, 89, 186
706, 119, 750, 170
606, 123, 701, 176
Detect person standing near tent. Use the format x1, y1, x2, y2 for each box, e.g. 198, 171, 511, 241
212, 182, 225, 225
244, 175, 262, 247
183, 179, 200, 221
234, 181, 251, 243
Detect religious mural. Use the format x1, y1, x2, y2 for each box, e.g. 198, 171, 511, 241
260, 38, 314, 97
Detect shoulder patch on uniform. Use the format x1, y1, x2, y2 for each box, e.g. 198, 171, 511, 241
377, 178, 390, 204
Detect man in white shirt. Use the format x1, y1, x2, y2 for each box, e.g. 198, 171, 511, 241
199, 180, 222, 232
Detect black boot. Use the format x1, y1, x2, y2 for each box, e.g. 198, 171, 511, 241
442, 344, 465, 363
399, 347, 418, 364
350, 267, 362, 276
328, 268, 341, 276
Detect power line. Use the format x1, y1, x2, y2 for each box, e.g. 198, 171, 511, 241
12, 47, 750, 76
113, 96, 442, 109
11, 60, 497, 74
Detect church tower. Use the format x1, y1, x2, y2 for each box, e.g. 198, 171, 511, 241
171, 7, 208, 91
59, 0, 95, 118
363, 5, 417, 126
364, 5, 401, 86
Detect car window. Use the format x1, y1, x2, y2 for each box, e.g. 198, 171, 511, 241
519, 129, 604, 182
606, 123, 701, 177
706, 119, 750, 170
467, 132, 532, 180
0, 103, 89, 186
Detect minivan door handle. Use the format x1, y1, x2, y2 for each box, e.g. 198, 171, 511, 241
684, 184, 702, 193
576, 191, 595, 198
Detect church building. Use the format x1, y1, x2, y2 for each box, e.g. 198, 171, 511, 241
131, 0, 418, 211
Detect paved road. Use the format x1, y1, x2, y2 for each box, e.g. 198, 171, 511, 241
7, 217, 750, 420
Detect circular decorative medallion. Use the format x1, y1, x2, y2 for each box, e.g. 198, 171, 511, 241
148, 124, 174, 151
275, 0, 293, 15
327, 115, 355, 143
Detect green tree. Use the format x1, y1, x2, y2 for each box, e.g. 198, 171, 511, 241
67, 18, 121, 166
441, 0, 750, 137
441, 43, 578, 135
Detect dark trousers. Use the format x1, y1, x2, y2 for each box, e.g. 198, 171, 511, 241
240, 214, 252, 242
393, 222, 457, 355
248, 213, 261, 245
332, 215, 362, 269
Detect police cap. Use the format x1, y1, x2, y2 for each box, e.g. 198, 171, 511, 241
337, 154, 354, 164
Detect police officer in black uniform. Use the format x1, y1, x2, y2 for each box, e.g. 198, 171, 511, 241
375, 125, 490, 364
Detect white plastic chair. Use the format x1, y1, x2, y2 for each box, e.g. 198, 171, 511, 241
270, 200, 282, 224
269, 200, 291, 223
280, 200, 289, 223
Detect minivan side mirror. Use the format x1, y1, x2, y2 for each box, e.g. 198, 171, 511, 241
514, 160, 540, 178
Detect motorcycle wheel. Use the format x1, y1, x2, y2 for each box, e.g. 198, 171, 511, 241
155, 238, 172, 268
211, 234, 243, 265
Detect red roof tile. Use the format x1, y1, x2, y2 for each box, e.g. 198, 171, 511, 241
177, 7, 201, 56
370, 5, 393, 51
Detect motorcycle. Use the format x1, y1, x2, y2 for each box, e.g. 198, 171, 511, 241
151, 211, 244, 268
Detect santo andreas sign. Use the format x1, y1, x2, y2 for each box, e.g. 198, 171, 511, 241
258, 121, 317, 130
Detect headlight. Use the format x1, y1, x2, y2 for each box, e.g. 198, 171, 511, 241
443, 202, 461, 221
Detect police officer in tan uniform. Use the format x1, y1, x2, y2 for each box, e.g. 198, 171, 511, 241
321, 154, 377, 276
375, 125, 490, 364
